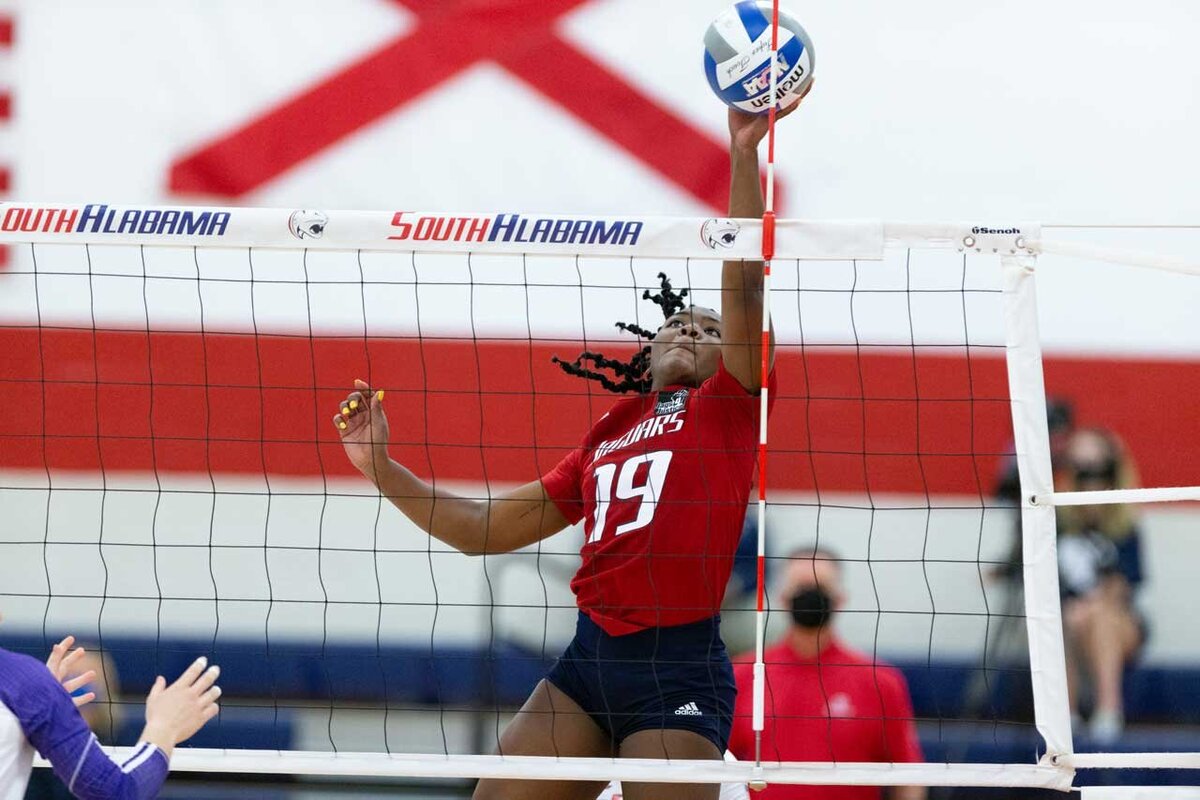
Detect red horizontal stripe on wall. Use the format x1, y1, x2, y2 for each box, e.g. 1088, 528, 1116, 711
0, 16, 12, 47
0, 328, 1196, 495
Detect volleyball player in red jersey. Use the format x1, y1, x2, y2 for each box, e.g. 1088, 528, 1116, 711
335, 95, 807, 800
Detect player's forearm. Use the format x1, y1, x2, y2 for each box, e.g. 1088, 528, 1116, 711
722, 145, 772, 378
137, 722, 178, 760
41, 729, 168, 800
371, 458, 494, 554
726, 145, 766, 290
729, 145, 765, 223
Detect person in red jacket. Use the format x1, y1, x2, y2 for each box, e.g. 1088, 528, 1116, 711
728, 548, 925, 800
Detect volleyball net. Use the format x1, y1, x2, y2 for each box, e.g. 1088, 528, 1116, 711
0, 204, 1196, 791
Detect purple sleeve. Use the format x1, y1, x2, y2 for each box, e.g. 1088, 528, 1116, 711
0, 649, 169, 799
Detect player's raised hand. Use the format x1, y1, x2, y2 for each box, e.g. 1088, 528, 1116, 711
728, 79, 812, 151
334, 378, 391, 482
46, 635, 97, 709
140, 656, 221, 757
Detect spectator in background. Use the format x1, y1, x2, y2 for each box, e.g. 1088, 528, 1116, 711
1057, 428, 1146, 744
727, 548, 924, 800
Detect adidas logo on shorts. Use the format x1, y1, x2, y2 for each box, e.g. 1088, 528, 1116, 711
674, 702, 702, 716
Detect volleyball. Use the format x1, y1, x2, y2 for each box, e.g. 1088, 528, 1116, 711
703, 1, 815, 114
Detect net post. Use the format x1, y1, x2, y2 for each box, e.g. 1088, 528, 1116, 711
999, 254, 1075, 766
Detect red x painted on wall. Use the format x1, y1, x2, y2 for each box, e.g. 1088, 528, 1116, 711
169, 0, 778, 211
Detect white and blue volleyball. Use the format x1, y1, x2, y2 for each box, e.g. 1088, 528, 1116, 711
703, 1, 815, 114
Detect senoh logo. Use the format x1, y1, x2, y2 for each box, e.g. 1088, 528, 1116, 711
387, 212, 643, 247
0, 204, 231, 237
971, 226, 1021, 235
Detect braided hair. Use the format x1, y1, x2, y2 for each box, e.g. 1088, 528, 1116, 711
552, 273, 690, 394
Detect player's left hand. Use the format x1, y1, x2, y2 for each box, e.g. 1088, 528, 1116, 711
728, 79, 813, 151
46, 635, 97, 708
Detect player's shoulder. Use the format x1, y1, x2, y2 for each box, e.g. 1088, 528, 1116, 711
696, 361, 777, 415
871, 659, 911, 694
697, 360, 754, 399
0, 648, 60, 715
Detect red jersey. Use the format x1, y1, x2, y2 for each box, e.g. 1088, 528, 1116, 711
542, 361, 774, 636
728, 638, 923, 800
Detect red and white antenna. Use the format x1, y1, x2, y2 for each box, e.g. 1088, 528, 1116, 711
751, 0, 782, 789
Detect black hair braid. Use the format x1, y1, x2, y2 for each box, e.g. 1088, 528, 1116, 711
550, 348, 652, 394
552, 273, 690, 394
643, 273, 689, 318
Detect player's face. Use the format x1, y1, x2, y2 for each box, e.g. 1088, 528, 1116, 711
649, 307, 722, 389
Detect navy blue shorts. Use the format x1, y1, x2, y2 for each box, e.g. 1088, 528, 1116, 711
545, 612, 735, 752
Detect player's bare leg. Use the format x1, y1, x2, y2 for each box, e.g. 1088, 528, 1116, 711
619, 728, 722, 800
473, 679, 612, 800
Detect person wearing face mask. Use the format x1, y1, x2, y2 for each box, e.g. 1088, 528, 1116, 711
727, 548, 924, 800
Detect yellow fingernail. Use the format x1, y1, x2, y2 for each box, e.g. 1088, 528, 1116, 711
349, 399, 359, 410
338, 420, 347, 430
341, 407, 350, 417
376, 390, 385, 401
